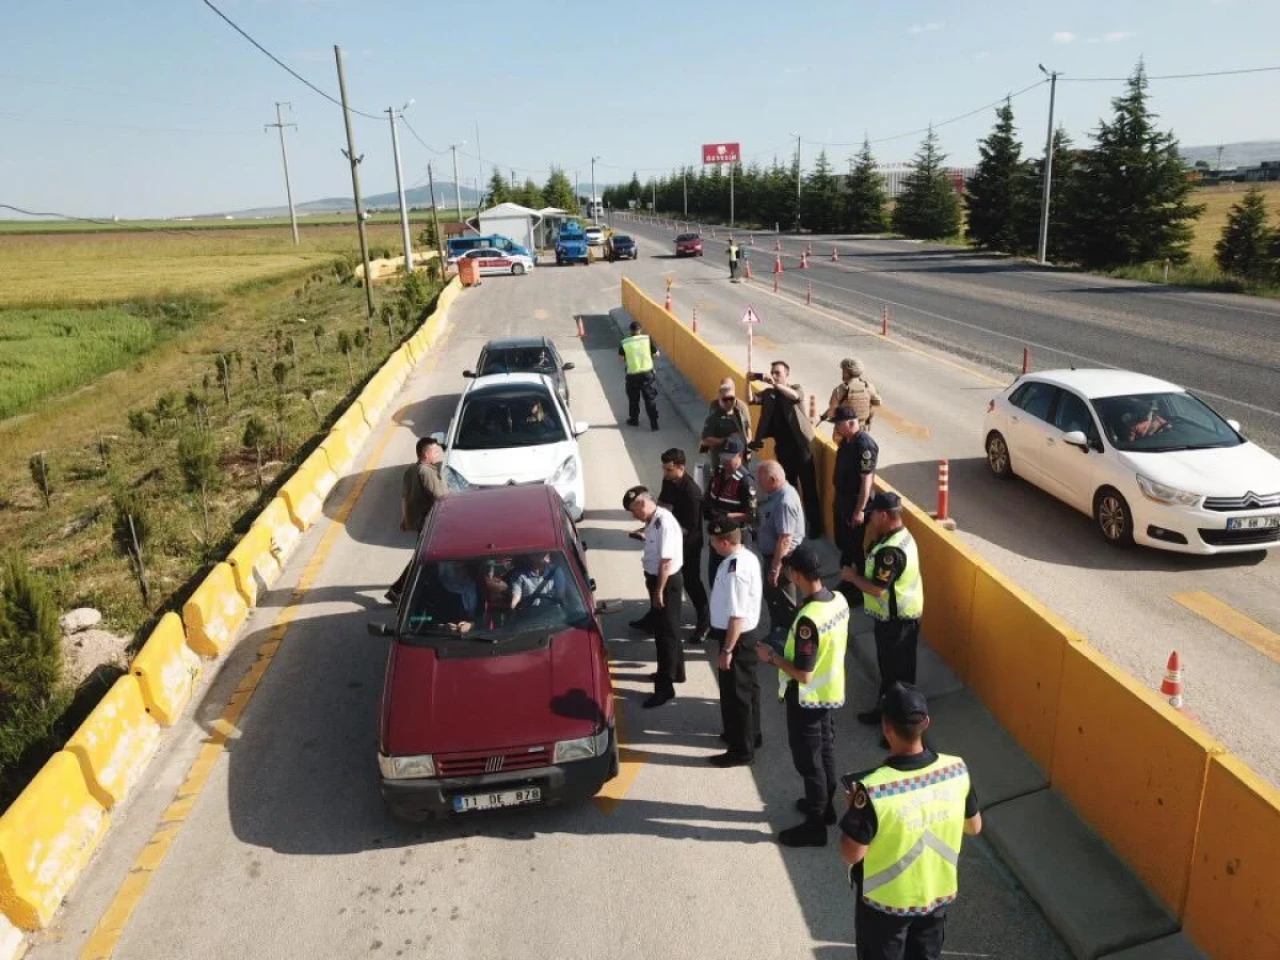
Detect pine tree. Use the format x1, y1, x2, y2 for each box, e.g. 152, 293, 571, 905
486, 168, 510, 208
802, 150, 841, 233
1215, 186, 1275, 280
1060, 61, 1203, 268
966, 100, 1032, 253
1018, 126, 1077, 259
515, 178, 544, 209
892, 127, 961, 240
844, 139, 888, 233
543, 167, 577, 213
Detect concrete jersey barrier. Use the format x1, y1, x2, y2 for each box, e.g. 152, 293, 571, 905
64, 676, 163, 810
130, 612, 202, 727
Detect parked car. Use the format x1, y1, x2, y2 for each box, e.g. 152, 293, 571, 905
372, 484, 617, 821
446, 247, 535, 276
555, 222, 590, 266
584, 226, 605, 247
437, 372, 588, 521
605, 234, 637, 261
983, 368, 1280, 553
446, 235, 533, 259
675, 233, 703, 257
465, 336, 574, 406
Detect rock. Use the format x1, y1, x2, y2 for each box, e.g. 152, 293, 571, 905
60, 607, 103, 635
61, 629, 129, 687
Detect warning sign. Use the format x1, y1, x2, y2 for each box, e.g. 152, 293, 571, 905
740, 305, 761, 326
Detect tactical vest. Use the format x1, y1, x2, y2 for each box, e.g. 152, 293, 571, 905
778, 592, 850, 706
621, 335, 654, 374
864, 527, 924, 622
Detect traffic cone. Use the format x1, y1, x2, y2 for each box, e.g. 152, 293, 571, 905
774, 237, 781, 252
805, 241, 812, 257
576, 315, 585, 338
749, 234, 755, 246
744, 260, 753, 279
800, 250, 810, 270
664, 289, 673, 312
1161, 652, 1184, 709
831, 245, 839, 262
774, 254, 783, 274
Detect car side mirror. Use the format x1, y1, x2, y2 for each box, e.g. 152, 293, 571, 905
1062, 430, 1089, 450
462, 369, 476, 378
367, 622, 394, 638
1227, 418, 1241, 432
562, 362, 575, 372
573, 421, 590, 436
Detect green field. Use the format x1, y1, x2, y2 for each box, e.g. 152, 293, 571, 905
1187, 180, 1280, 259
0, 210, 475, 236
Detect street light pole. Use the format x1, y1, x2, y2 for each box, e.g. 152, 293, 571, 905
264, 102, 299, 246
1037, 65, 1059, 265
590, 156, 600, 222
387, 101, 415, 272
792, 133, 802, 233
449, 141, 466, 222
683, 168, 688, 217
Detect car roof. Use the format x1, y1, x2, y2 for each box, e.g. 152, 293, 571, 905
466, 371, 554, 392
1018, 368, 1184, 399
423, 485, 563, 559
482, 336, 552, 351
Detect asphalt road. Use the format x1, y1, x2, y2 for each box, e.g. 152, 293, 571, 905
612, 216, 1280, 785
28, 261, 1068, 960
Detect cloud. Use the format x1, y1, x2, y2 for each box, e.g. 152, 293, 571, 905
975, 51, 990, 61
1103, 30, 1135, 41
1052, 31, 1076, 44
909, 22, 943, 34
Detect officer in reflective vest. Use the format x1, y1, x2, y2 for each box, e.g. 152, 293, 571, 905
841, 491, 924, 734
757, 542, 849, 847
618, 321, 660, 430
839, 683, 981, 960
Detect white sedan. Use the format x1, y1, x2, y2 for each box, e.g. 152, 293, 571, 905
446, 247, 536, 276
584, 226, 605, 247
435, 372, 588, 521
983, 369, 1280, 554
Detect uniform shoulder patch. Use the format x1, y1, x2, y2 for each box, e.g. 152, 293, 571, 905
798, 624, 813, 639
853, 785, 869, 809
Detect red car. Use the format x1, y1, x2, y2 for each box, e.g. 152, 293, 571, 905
674, 233, 704, 257
371, 484, 617, 821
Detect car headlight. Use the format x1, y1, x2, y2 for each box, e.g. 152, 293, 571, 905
1135, 474, 1202, 507
549, 455, 578, 486
378, 753, 435, 780
443, 464, 477, 493
553, 726, 611, 764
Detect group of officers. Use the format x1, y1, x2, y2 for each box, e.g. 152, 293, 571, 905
617, 332, 980, 960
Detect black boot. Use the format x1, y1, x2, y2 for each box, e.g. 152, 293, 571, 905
794, 797, 837, 825
778, 817, 828, 847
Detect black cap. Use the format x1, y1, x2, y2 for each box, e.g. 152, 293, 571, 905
881, 682, 929, 724
621, 485, 648, 511
707, 517, 741, 537
783, 543, 823, 579
866, 491, 902, 513
831, 405, 859, 423
721, 435, 746, 456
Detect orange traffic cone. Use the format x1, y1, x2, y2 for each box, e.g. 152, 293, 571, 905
576, 315, 585, 338
1161, 651, 1184, 709
831, 245, 839, 262
800, 250, 810, 270
664, 290, 673, 312
744, 260, 753, 279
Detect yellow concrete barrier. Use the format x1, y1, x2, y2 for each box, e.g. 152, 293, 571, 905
251, 497, 299, 564
65, 676, 162, 810
182, 562, 248, 658
382, 350, 411, 385
226, 523, 281, 607
1053, 642, 1223, 914
318, 435, 353, 479
1184, 754, 1280, 958
130, 612, 202, 727
329, 410, 370, 470
357, 374, 395, 424
278, 460, 325, 531
0, 752, 109, 931
897, 492, 975, 678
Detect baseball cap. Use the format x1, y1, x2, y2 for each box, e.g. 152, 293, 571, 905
831, 406, 859, 423
721, 435, 746, 456
840, 357, 864, 376
866, 491, 902, 513
881, 682, 929, 724
707, 517, 742, 537
782, 543, 823, 579
621, 485, 649, 511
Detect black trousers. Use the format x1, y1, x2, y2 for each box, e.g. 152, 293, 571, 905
873, 618, 920, 697
626, 372, 659, 425
646, 571, 685, 692
762, 573, 798, 639
682, 543, 709, 630
777, 446, 824, 539
785, 684, 836, 817
835, 507, 866, 611
714, 632, 761, 759
856, 900, 946, 960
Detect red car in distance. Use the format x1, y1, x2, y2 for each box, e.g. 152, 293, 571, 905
370, 484, 617, 821
674, 233, 704, 257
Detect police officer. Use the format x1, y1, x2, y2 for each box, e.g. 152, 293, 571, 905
821, 357, 882, 430
756, 543, 850, 847
839, 683, 981, 960
727, 239, 741, 280
618, 321, 660, 430
832, 406, 878, 611
705, 435, 757, 588
707, 518, 768, 767
623, 485, 685, 708
841, 492, 924, 728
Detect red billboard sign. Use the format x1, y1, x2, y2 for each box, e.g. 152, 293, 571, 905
702, 142, 741, 164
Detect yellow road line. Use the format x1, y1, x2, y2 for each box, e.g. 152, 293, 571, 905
874, 407, 932, 441
593, 692, 644, 815
1171, 591, 1280, 665
752, 333, 781, 350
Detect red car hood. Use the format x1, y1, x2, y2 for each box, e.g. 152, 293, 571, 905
380, 628, 605, 757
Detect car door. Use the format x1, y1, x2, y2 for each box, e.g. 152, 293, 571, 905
1038, 388, 1102, 512
1005, 381, 1061, 488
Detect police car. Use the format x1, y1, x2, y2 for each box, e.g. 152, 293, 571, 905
446, 247, 536, 277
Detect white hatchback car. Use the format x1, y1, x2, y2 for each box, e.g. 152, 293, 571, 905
446, 247, 536, 276
436, 373, 588, 521
983, 369, 1280, 554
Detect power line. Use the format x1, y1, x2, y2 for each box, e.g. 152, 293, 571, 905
1061, 64, 1280, 83
199, 0, 381, 121
399, 116, 446, 154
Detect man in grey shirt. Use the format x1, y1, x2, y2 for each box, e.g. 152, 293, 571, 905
755, 461, 805, 633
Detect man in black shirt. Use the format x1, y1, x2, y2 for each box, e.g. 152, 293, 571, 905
657, 448, 710, 644
832, 407, 878, 610
748, 360, 823, 537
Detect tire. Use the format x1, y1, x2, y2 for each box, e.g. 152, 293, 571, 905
1094, 487, 1134, 547
985, 431, 1013, 479
512, 263, 526, 276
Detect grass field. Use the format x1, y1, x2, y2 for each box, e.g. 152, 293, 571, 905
0, 210, 475, 235
1186, 180, 1280, 259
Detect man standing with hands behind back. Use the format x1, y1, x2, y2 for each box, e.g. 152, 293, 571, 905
832, 407, 878, 611
623, 486, 686, 709
658, 448, 710, 645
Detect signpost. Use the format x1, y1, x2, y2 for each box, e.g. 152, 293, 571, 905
703, 142, 742, 228
740, 305, 761, 376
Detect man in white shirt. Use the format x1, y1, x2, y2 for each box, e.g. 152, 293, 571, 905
624, 485, 686, 708
707, 518, 769, 766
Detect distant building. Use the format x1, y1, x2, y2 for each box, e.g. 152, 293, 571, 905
876, 164, 978, 198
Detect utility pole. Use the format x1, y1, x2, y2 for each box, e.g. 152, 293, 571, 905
386, 102, 414, 272
683, 168, 688, 217
651, 180, 656, 213
793, 133, 802, 233
449, 142, 465, 222
475, 122, 483, 204
264, 102, 299, 246
1036, 65, 1058, 265
334, 45, 375, 319
426, 161, 446, 265
590, 155, 600, 223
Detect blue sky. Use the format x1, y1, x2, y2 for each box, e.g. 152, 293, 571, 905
2, 0, 1278, 218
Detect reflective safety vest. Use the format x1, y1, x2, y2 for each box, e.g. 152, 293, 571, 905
621, 335, 654, 374
778, 592, 850, 706
859, 754, 970, 916
864, 527, 924, 622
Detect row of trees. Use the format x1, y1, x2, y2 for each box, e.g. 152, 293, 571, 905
1216, 187, 1280, 283
483, 166, 578, 213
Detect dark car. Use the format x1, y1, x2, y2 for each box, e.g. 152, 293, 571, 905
605, 234, 637, 261
371, 485, 617, 821
675, 233, 703, 257
464, 336, 574, 406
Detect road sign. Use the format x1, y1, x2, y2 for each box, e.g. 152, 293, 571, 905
702, 142, 741, 164
740, 305, 761, 326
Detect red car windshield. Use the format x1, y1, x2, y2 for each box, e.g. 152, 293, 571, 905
676, 234, 700, 243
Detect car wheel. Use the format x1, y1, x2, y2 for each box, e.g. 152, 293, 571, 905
512, 263, 526, 276
1094, 487, 1134, 547
985, 431, 1013, 479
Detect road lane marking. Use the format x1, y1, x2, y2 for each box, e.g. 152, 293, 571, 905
593, 688, 644, 815
1171, 591, 1280, 665
752, 333, 780, 350
79, 340, 450, 960
874, 408, 932, 441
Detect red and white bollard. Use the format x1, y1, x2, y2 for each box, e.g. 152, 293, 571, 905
806, 281, 813, 306
774, 237, 781, 252
805, 241, 812, 257
800, 250, 810, 270
744, 260, 753, 280
832, 245, 839, 262
749, 234, 755, 246
880, 306, 889, 336
932, 459, 957, 530
1161, 651, 1184, 709
1022, 346, 1031, 375
576, 315, 585, 339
